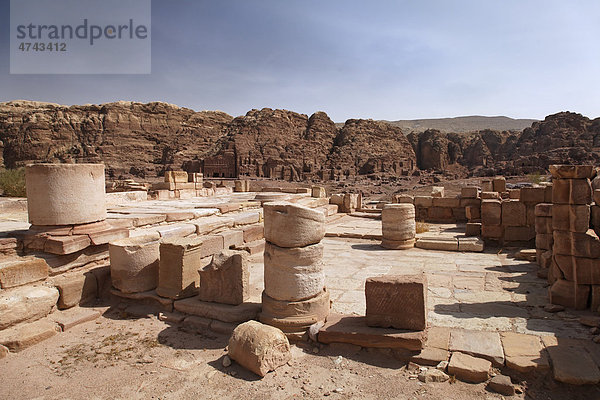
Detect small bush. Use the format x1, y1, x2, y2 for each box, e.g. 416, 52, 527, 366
528, 172, 544, 185
416, 220, 429, 234
0, 168, 27, 197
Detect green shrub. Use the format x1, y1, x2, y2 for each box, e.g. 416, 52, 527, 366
0, 168, 27, 197
528, 172, 544, 185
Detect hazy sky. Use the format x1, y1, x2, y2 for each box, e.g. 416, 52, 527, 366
1, 0, 599, 121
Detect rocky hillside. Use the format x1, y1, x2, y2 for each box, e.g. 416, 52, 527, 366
1, 101, 598, 181
386, 115, 538, 133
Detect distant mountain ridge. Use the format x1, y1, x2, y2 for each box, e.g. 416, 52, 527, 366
382, 115, 538, 133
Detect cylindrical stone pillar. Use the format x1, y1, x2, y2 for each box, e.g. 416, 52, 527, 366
260, 202, 329, 335
25, 163, 106, 225
109, 235, 160, 293
381, 203, 416, 250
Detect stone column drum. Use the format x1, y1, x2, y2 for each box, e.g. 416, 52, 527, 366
260, 202, 330, 335
26, 163, 106, 225
109, 235, 160, 294
381, 204, 416, 249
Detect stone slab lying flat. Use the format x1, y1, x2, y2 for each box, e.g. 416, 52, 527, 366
448, 352, 491, 383
110, 289, 173, 311
543, 336, 600, 385
0, 285, 60, 330
449, 329, 504, 367
0, 257, 49, 289
410, 347, 449, 366
51, 307, 102, 331
173, 297, 261, 323
500, 332, 550, 373
0, 319, 60, 351
317, 313, 425, 351
415, 237, 459, 251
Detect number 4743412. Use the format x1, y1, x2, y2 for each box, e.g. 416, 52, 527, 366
18, 42, 67, 52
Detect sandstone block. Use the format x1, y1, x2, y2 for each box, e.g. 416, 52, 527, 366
51, 270, 97, 309
595, 189, 600, 205
198, 250, 249, 305
573, 257, 600, 285
538, 250, 552, 269
165, 170, 188, 183
414, 196, 433, 207
431, 187, 444, 198
592, 205, 600, 231
520, 187, 545, 204
173, 297, 260, 323
552, 204, 590, 232
549, 165, 595, 179
264, 242, 324, 301
449, 329, 504, 366
194, 216, 235, 235
381, 238, 416, 250
465, 222, 481, 237
52, 307, 101, 331
0, 286, 59, 329
365, 275, 426, 331
481, 200, 502, 226
502, 200, 526, 226
415, 237, 458, 251
427, 207, 453, 221
552, 178, 592, 205
447, 352, 490, 383
549, 279, 590, 310
311, 186, 326, 198
156, 236, 205, 299
232, 211, 260, 226
109, 235, 160, 294
535, 203, 552, 217
481, 191, 501, 199
458, 237, 484, 252
500, 332, 549, 374
544, 184, 553, 202
242, 224, 264, 243
488, 375, 515, 396
44, 235, 91, 255
526, 204, 537, 225
26, 163, 106, 225
220, 229, 244, 249
504, 226, 535, 242
382, 204, 416, 243
546, 344, 600, 385
481, 180, 493, 192
228, 320, 291, 377
592, 286, 600, 312
554, 230, 600, 258
481, 225, 503, 239
197, 234, 225, 258
508, 188, 520, 199
411, 347, 449, 366
0, 257, 48, 289
234, 180, 250, 192
432, 197, 460, 208
553, 255, 573, 281
535, 216, 552, 234
465, 205, 480, 221
0, 319, 60, 352
260, 288, 330, 332
263, 202, 325, 248
492, 177, 506, 193
341, 193, 361, 213
461, 187, 478, 199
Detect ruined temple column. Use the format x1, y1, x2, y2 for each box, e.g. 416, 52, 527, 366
260, 202, 330, 335
381, 204, 416, 250
25, 163, 106, 225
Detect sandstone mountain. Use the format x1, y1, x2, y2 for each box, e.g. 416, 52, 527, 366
1, 101, 598, 181
386, 115, 538, 133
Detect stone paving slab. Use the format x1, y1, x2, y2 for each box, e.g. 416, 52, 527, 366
449, 329, 505, 366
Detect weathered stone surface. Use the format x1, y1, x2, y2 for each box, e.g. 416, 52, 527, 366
535, 203, 552, 217
431, 187, 444, 198
546, 344, 600, 385
504, 226, 535, 242
549, 279, 590, 310
465, 222, 481, 237
411, 347, 449, 366
198, 250, 249, 305
220, 230, 244, 250
457, 237, 484, 252
51, 307, 102, 331
381, 204, 416, 246
0, 286, 59, 329
552, 204, 591, 233
109, 235, 160, 294
156, 236, 206, 299
311, 186, 327, 198
165, 170, 189, 183
500, 332, 549, 373
520, 187, 545, 204
447, 352, 491, 383
0, 257, 48, 289
194, 216, 235, 235
502, 200, 526, 226
535, 216, 553, 234
50, 270, 97, 309
488, 375, 515, 396
481, 191, 500, 199
26, 163, 106, 225
481, 224, 503, 239
449, 330, 504, 367
44, 235, 92, 255
173, 297, 260, 323
461, 187, 478, 199
414, 196, 433, 208
263, 202, 325, 248
549, 165, 595, 179
242, 224, 264, 243
572, 257, 600, 285
260, 289, 330, 332
0, 319, 60, 352
552, 178, 592, 205
381, 238, 415, 250
492, 177, 506, 193
318, 313, 425, 350
415, 237, 458, 251
553, 230, 600, 258
228, 320, 291, 378
418, 368, 449, 383
264, 242, 324, 301
0, 344, 7, 359
481, 200, 502, 226
110, 288, 173, 311
365, 275, 426, 331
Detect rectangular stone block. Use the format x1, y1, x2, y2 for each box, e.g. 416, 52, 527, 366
189, 172, 203, 183
502, 200, 526, 227
520, 187, 545, 204
535, 203, 552, 217
592, 286, 600, 312
195, 216, 235, 235
591, 205, 600, 231
458, 237, 484, 252
465, 205, 480, 221
432, 197, 460, 208
415, 238, 458, 251
311, 186, 327, 198
197, 235, 225, 258
165, 170, 188, 183
536, 233, 553, 250
482, 180, 493, 192
431, 187, 444, 198
232, 211, 260, 226
481, 200, 502, 226
549, 165, 596, 179
220, 230, 244, 249
554, 254, 574, 281
177, 189, 196, 199
152, 182, 176, 191
428, 207, 454, 221
50, 270, 97, 309
157, 237, 205, 299
492, 177, 506, 193
0, 319, 60, 352
174, 182, 195, 190
573, 257, 600, 285
394, 195, 414, 204
414, 196, 433, 208
504, 226, 535, 242
460, 198, 481, 208
198, 251, 249, 305
482, 225, 503, 239
365, 275, 427, 331
508, 189, 520, 199
0, 286, 59, 330
538, 249, 552, 269
553, 178, 592, 205
544, 185, 553, 203
535, 216, 553, 234
242, 224, 264, 243
552, 204, 590, 233
89, 228, 129, 246
416, 206, 429, 221
44, 235, 91, 255
452, 207, 466, 221
465, 222, 481, 237
461, 187, 479, 199
549, 279, 590, 310
0, 257, 48, 289
526, 204, 536, 225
